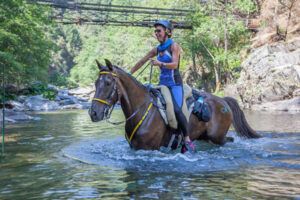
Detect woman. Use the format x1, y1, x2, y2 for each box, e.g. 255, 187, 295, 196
130, 20, 195, 153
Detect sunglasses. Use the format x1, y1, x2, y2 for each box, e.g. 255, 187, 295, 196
154, 29, 162, 33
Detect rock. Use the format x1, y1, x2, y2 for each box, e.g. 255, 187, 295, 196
251, 0, 300, 48
69, 86, 94, 95
58, 96, 79, 105
17, 95, 27, 103
0, 109, 38, 123
251, 97, 300, 112
6, 100, 25, 111
68, 86, 94, 100
293, 89, 300, 97
223, 84, 241, 101
57, 89, 69, 97
24, 95, 60, 111
47, 84, 59, 92
236, 39, 300, 111
61, 104, 83, 110
4, 84, 19, 94
79, 102, 91, 109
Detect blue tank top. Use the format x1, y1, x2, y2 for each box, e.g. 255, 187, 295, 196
157, 39, 182, 87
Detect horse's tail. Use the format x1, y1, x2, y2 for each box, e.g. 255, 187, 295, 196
223, 96, 261, 138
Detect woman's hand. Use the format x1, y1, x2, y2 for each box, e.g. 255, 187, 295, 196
150, 59, 163, 67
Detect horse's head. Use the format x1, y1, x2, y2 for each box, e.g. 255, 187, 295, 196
89, 59, 119, 122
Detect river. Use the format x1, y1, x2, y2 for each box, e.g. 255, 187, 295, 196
0, 109, 299, 199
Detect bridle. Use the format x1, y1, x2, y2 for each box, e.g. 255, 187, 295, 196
92, 71, 119, 121
92, 71, 150, 124
91, 70, 153, 145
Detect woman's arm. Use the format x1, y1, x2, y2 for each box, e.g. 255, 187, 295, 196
130, 47, 157, 74
151, 43, 181, 69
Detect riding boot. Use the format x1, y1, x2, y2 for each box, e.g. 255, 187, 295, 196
181, 141, 196, 154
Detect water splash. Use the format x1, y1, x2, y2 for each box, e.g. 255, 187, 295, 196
62, 132, 300, 173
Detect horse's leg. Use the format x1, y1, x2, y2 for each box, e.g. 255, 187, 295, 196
205, 99, 233, 145
188, 114, 207, 141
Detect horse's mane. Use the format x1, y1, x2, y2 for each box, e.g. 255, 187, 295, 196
113, 65, 148, 92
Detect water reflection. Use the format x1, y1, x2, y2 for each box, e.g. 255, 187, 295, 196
0, 109, 299, 199
247, 168, 300, 198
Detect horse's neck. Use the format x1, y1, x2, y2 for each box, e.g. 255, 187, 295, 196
117, 71, 150, 119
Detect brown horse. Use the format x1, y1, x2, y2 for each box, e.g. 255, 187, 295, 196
89, 59, 260, 150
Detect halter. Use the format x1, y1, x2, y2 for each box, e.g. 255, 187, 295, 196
92, 71, 118, 107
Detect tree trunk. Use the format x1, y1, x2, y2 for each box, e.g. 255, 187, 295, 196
224, 0, 228, 85
214, 63, 221, 92
284, 0, 296, 41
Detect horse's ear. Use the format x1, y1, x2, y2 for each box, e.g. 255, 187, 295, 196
104, 59, 113, 71
95, 59, 105, 71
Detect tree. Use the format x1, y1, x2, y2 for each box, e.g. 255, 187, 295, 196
184, 0, 255, 92
0, 0, 54, 88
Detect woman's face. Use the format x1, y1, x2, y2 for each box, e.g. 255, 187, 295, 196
154, 25, 167, 43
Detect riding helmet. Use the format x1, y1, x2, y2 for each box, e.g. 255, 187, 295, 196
154, 20, 173, 31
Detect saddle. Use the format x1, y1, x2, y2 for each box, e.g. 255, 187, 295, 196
150, 84, 193, 129
149, 86, 211, 150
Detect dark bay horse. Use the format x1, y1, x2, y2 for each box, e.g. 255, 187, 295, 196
89, 59, 260, 150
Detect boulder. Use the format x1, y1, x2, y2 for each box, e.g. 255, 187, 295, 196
0, 109, 39, 123
251, 97, 300, 112
24, 95, 60, 111
6, 100, 25, 111
236, 39, 300, 111
61, 104, 84, 110
68, 86, 94, 101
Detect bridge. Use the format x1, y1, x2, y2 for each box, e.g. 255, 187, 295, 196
28, 0, 193, 29
28, 0, 258, 31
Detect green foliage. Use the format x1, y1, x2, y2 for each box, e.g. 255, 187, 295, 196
1, 0, 254, 91
234, 0, 256, 13
27, 82, 57, 100
184, 0, 253, 90
0, 0, 55, 87
0, 91, 17, 102
69, 25, 159, 86
49, 25, 82, 87
49, 71, 70, 87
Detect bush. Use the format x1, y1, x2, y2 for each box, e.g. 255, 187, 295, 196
27, 82, 57, 100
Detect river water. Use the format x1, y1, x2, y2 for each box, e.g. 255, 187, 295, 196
0, 109, 299, 199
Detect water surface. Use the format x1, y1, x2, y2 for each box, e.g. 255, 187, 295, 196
0, 109, 299, 199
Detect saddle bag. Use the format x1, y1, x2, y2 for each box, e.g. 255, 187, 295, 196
192, 96, 211, 122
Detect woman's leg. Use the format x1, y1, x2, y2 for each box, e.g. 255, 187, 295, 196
169, 85, 195, 152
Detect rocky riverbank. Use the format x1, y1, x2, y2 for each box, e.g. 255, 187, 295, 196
1, 85, 94, 123
225, 39, 300, 112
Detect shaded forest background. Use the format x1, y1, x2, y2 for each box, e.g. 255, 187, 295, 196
2, 0, 291, 99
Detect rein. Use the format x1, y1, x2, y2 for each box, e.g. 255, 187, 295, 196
92, 71, 153, 145
134, 61, 151, 79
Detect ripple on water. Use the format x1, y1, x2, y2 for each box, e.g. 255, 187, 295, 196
62, 132, 300, 173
